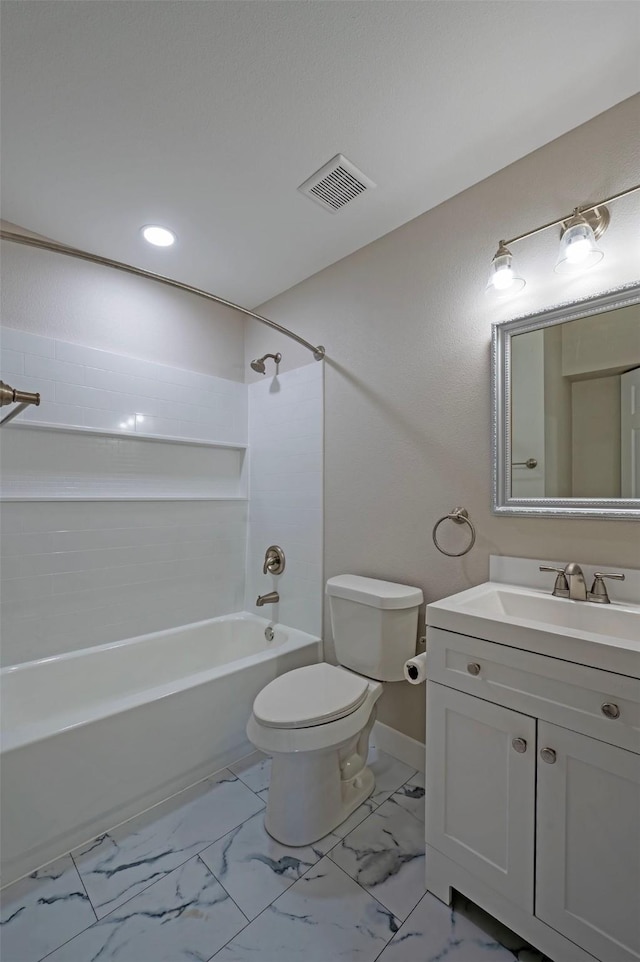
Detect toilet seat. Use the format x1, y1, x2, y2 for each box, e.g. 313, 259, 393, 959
253, 663, 369, 729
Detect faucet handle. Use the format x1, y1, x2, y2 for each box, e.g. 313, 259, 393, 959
588, 572, 625, 605
263, 545, 286, 575
539, 566, 569, 598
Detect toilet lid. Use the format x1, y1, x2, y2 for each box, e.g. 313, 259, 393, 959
253, 663, 370, 729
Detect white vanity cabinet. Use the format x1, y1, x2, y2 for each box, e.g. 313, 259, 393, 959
425, 627, 640, 962
536, 721, 640, 962
426, 683, 536, 910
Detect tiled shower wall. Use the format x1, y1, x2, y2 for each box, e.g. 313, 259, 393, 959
244, 363, 323, 636
0, 501, 247, 666
1, 328, 324, 665
0, 329, 248, 667
0, 327, 247, 441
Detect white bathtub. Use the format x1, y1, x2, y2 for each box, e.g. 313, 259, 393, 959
0, 612, 321, 886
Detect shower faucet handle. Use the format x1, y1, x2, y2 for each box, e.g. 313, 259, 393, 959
263, 545, 286, 575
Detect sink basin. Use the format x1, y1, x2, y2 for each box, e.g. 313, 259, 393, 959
454, 584, 640, 642
427, 582, 640, 676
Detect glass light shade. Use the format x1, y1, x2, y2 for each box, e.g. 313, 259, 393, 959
555, 216, 603, 273
141, 225, 176, 247
486, 247, 526, 296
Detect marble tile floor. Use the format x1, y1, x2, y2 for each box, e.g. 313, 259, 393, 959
0, 747, 551, 962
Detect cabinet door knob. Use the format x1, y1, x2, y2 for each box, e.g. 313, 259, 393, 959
601, 702, 621, 719
467, 662, 481, 676
512, 738, 527, 753
540, 747, 557, 764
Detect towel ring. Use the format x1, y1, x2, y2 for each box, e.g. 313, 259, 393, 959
432, 507, 476, 557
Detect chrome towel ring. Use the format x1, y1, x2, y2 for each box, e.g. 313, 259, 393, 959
432, 507, 476, 557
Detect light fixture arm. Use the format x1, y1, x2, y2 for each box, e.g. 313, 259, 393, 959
500, 182, 640, 248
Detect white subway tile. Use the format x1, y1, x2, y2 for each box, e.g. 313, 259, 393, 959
56, 342, 181, 388
5, 563, 224, 623
82, 409, 139, 432
48, 537, 226, 579
55, 340, 243, 392
0, 328, 55, 357
171, 398, 219, 425
1, 349, 24, 375
147, 364, 242, 395
180, 420, 247, 445
52, 556, 200, 595
24, 354, 85, 385
85, 367, 171, 401
0, 553, 57, 580
1, 573, 53, 603
55, 381, 175, 420
49, 524, 202, 553
136, 415, 183, 437
10, 376, 56, 402
0, 505, 27, 534
21, 402, 84, 427
55, 341, 144, 373
1, 531, 54, 557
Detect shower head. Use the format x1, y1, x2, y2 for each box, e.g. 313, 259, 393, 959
250, 352, 282, 375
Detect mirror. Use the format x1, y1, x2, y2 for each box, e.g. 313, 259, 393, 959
492, 282, 640, 519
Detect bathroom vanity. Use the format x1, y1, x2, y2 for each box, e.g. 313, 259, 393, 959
424, 562, 640, 962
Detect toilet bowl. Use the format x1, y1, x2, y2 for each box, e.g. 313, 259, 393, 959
247, 663, 383, 845
247, 575, 423, 846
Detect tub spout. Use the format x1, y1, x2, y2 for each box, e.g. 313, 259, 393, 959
256, 591, 279, 606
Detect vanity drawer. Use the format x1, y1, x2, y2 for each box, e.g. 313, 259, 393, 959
427, 628, 640, 753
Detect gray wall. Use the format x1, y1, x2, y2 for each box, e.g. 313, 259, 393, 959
0, 235, 245, 380
246, 95, 640, 741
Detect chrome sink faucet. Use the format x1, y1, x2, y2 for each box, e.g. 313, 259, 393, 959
587, 571, 625, 604
564, 562, 587, 602
540, 563, 625, 603
539, 562, 585, 600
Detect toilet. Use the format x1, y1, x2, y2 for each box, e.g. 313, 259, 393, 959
246, 574, 423, 846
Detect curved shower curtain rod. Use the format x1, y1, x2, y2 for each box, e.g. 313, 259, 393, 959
0, 229, 326, 362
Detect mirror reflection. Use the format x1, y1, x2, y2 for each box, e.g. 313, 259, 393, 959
511, 304, 640, 499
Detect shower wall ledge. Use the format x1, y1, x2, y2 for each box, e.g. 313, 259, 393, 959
1, 425, 247, 501
0, 496, 249, 502
4, 421, 248, 449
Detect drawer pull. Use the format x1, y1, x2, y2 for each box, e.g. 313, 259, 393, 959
512, 738, 527, 753
467, 662, 481, 676
601, 702, 621, 720
540, 747, 557, 764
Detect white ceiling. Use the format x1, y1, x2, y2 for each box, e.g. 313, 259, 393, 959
1, 1, 638, 308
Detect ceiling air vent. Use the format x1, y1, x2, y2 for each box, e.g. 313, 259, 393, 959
298, 154, 376, 213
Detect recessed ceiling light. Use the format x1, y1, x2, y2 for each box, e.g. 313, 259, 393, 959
141, 225, 176, 247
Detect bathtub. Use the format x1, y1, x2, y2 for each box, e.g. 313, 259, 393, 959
0, 612, 321, 886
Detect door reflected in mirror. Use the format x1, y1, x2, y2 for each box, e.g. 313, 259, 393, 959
492, 282, 640, 519
511, 304, 640, 499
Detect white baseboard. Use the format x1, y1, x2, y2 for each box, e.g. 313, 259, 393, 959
372, 720, 425, 772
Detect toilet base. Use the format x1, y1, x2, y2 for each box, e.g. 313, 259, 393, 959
263, 716, 377, 846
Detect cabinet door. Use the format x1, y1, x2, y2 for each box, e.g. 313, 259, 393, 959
426, 682, 536, 909
536, 721, 640, 962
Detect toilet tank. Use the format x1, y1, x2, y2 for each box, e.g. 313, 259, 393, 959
326, 575, 423, 682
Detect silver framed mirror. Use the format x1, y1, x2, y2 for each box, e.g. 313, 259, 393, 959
492, 281, 640, 519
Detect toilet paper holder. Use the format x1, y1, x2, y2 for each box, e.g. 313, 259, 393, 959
404, 651, 428, 685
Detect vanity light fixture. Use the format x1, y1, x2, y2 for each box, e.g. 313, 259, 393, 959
486, 182, 639, 297
141, 225, 176, 247
486, 241, 526, 296
554, 207, 606, 273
